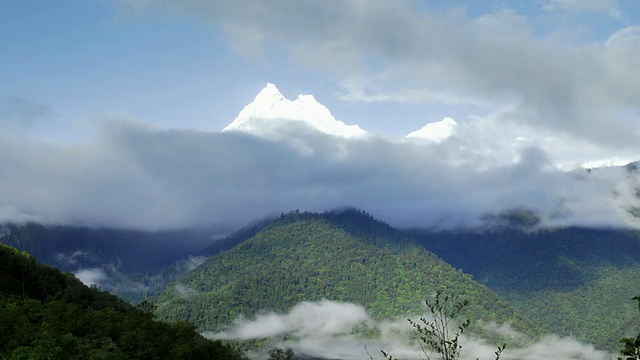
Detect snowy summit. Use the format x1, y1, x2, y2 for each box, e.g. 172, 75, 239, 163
223, 83, 368, 139
405, 117, 458, 143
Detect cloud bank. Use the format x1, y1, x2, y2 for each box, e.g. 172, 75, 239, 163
0, 117, 638, 231
3, 1, 640, 231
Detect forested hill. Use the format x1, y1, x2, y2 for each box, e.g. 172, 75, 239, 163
153, 212, 539, 338
0, 244, 245, 360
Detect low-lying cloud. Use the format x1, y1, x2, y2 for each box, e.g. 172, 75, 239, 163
215, 300, 369, 340
75, 267, 109, 287
0, 119, 638, 231
206, 299, 611, 360
73, 254, 207, 296
73, 263, 145, 293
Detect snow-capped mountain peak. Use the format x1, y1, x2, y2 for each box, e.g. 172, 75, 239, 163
253, 82, 286, 104
405, 117, 458, 142
223, 83, 368, 139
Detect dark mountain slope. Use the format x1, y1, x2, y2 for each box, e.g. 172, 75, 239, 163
0, 222, 223, 302
0, 222, 216, 273
154, 214, 539, 338
199, 216, 275, 256
0, 243, 245, 359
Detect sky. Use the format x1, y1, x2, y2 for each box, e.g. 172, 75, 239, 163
2, 0, 640, 230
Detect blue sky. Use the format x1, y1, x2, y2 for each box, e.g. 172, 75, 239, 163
2, 0, 253, 136
2, 0, 640, 230
3, 0, 638, 138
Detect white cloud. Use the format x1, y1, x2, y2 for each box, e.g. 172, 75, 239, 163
501, 336, 608, 360
75, 268, 108, 287
184, 255, 206, 271
73, 262, 151, 294
0, 206, 42, 224
539, 0, 621, 18
606, 25, 640, 46
213, 300, 370, 340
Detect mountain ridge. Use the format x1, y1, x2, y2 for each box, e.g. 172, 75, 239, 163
154, 211, 540, 338
223, 83, 368, 139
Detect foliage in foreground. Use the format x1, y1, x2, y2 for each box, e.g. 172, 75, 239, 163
379, 292, 640, 360
381, 291, 505, 360
268, 347, 296, 360
617, 295, 640, 360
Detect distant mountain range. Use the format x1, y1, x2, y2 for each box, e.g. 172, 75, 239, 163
0, 223, 216, 273
0, 223, 220, 303
3, 208, 640, 352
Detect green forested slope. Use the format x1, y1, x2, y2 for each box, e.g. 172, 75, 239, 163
609, 307, 640, 350
0, 244, 245, 360
154, 213, 539, 338
415, 227, 640, 349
